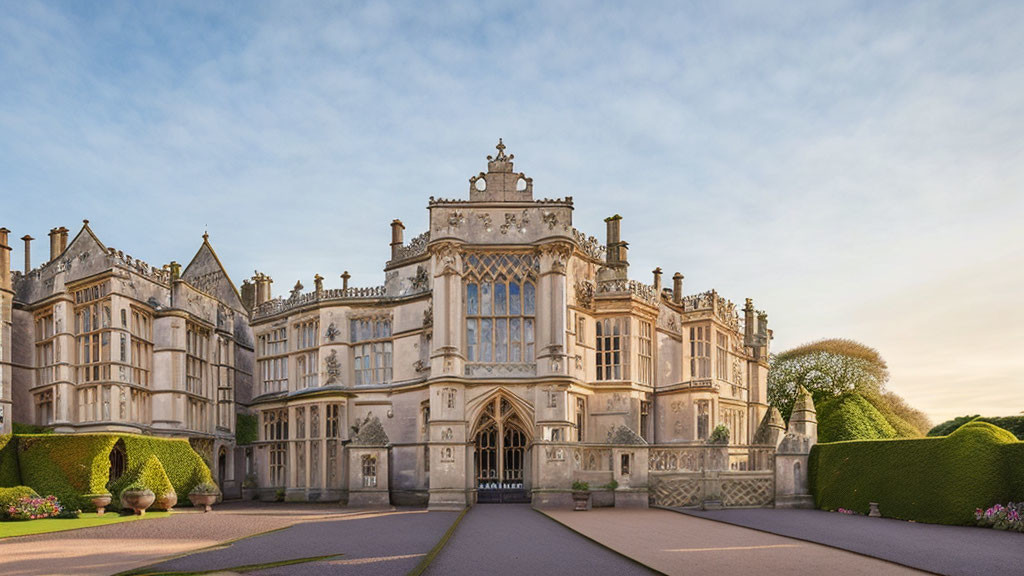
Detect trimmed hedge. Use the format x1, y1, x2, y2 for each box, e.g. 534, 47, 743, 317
116, 455, 174, 502
0, 434, 20, 487
810, 421, 1023, 525
119, 435, 213, 500
0, 433, 213, 509
929, 415, 1024, 440
0, 486, 41, 519
817, 393, 896, 443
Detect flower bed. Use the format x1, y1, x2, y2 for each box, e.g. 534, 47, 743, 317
976, 503, 1023, 532
6, 495, 62, 521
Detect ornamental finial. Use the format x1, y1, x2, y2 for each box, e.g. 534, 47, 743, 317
487, 138, 513, 162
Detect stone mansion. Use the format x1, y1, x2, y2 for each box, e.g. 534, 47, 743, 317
0, 141, 800, 510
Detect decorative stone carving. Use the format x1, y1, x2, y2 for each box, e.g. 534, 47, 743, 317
605, 393, 628, 412
575, 280, 595, 309
570, 228, 606, 261
464, 363, 537, 377
540, 242, 573, 274
447, 211, 465, 228
499, 210, 530, 235
412, 265, 429, 292
441, 427, 453, 441
542, 212, 558, 230
433, 242, 460, 275
325, 323, 340, 342
477, 213, 493, 232
422, 305, 433, 327
606, 424, 646, 445
545, 447, 565, 461
325, 350, 340, 385
350, 413, 389, 446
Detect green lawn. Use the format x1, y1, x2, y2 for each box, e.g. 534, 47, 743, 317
0, 511, 170, 539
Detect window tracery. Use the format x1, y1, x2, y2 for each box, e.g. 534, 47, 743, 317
464, 253, 538, 364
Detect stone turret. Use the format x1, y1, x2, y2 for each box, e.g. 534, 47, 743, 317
753, 406, 786, 447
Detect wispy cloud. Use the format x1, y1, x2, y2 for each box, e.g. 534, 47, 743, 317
1, 1, 1021, 421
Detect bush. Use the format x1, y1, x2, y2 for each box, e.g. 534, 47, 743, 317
111, 455, 174, 502
929, 415, 1024, 440
6, 495, 62, 520
810, 421, 1024, 525
817, 393, 896, 443
707, 424, 730, 445
12, 422, 54, 435
118, 435, 213, 500
975, 502, 1023, 532
571, 480, 590, 491
0, 486, 40, 519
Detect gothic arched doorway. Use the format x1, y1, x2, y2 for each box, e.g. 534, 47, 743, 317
473, 395, 530, 503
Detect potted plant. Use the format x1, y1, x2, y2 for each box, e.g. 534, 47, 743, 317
188, 482, 220, 513
120, 484, 156, 516
571, 480, 591, 511
154, 490, 177, 511
242, 474, 258, 501
84, 493, 113, 516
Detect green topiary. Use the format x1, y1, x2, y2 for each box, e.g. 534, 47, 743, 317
113, 455, 174, 501
0, 435, 20, 487
811, 421, 1024, 525
119, 435, 213, 500
817, 393, 896, 443
16, 434, 118, 509
929, 415, 1024, 440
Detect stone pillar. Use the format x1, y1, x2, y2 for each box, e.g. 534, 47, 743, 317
340, 271, 350, 291
652, 267, 662, 293
612, 446, 650, 508
673, 273, 683, 304
0, 229, 10, 292
0, 228, 11, 434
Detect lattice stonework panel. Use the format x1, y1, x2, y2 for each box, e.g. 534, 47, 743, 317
650, 478, 702, 507
722, 478, 773, 507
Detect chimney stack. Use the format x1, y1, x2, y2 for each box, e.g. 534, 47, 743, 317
0, 228, 11, 292
314, 274, 324, 294
341, 271, 350, 291
672, 272, 684, 305
48, 228, 60, 262
604, 215, 628, 267
21, 235, 33, 273
652, 267, 662, 293
252, 272, 273, 306
743, 298, 755, 345
241, 279, 255, 310
390, 220, 405, 260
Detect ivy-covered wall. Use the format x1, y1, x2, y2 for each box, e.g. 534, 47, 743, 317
810, 421, 1024, 525
0, 433, 213, 510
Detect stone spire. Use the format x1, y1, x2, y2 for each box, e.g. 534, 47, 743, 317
786, 386, 818, 444
753, 406, 786, 446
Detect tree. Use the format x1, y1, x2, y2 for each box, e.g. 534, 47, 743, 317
768, 338, 889, 421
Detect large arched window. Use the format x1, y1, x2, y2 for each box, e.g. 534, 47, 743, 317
466, 278, 535, 363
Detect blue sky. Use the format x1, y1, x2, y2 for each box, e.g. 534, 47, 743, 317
2, 1, 1022, 422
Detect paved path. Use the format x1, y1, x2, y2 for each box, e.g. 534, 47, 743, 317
681, 508, 1024, 576
425, 504, 654, 576
0, 503, 380, 576
544, 508, 925, 576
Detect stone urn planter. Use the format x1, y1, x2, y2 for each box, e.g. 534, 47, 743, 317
86, 493, 112, 516
189, 483, 221, 513
154, 491, 178, 511
120, 488, 156, 516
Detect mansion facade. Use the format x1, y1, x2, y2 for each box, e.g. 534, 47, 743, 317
0, 224, 253, 498
0, 141, 787, 509
245, 141, 774, 508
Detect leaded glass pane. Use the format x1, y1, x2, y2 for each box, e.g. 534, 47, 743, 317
494, 282, 507, 315
467, 284, 478, 315
467, 319, 477, 361
481, 283, 492, 315
495, 319, 508, 362
524, 282, 535, 315
509, 282, 521, 315
481, 319, 493, 362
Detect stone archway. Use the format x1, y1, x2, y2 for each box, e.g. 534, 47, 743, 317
472, 395, 531, 503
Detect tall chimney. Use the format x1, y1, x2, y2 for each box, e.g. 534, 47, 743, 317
253, 272, 273, 306
48, 228, 60, 262
341, 271, 350, 291
604, 215, 621, 264
58, 226, 69, 255
241, 279, 255, 310
0, 228, 11, 292
390, 220, 405, 260
21, 235, 33, 273
672, 272, 683, 305
652, 267, 662, 292
743, 298, 755, 345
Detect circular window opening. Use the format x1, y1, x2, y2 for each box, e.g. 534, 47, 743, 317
474, 178, 487, 192
516, 177, 527, 192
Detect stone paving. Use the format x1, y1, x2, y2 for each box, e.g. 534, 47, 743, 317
543, 507, 926, 576
142, 507, 459, 576
0, 503, 374, 576
424, 504, 654, 576
681, 507, 1024, 576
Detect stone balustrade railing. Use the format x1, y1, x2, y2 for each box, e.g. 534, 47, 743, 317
253, 284, 392, 320
596, 278, 659, 305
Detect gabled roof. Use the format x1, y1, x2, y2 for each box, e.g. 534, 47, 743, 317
180, 232, 246, 313
61, 220, 107, 261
